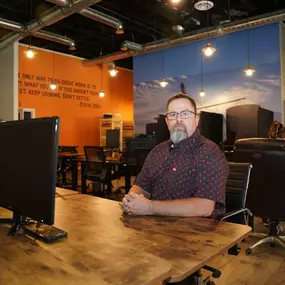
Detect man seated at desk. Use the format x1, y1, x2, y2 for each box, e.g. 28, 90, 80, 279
121, 93, 229, 218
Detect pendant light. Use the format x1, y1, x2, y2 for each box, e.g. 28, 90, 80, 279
199, 54, 205, 96
99, 49, 105, 97
49, 52, 57, 90
25, 0, 35, 59
202, 1, 216, 57
108, 0, 119, 78
244, 29, 255, 77
159, 44, 168, 88
108, 62, 119, 77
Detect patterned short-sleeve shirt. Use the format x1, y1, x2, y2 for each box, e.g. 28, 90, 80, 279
135, 129, 229, 218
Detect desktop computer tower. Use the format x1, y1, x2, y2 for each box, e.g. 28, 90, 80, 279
226, 104, 273, 139
155, 114, 170, 144
198, 111, 223, 148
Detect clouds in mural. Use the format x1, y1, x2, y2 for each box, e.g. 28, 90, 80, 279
133, 23, 282, 136
134, 63, 281, 135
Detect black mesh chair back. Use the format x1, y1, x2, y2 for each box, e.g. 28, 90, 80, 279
226, 162, 252, 224
84, 146, 106, 180
234, 138, 285, 220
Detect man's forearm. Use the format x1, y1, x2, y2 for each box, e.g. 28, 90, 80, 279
149, 198, 215, 217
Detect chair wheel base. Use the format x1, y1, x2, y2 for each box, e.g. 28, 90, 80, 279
245, 248, 252, 255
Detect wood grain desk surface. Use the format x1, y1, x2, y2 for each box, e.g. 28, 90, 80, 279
0, 188, 251, 284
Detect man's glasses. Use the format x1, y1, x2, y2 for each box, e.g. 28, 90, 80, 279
166, 110, 196, 120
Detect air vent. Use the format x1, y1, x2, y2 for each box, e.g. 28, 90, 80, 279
194, 0, 214, 11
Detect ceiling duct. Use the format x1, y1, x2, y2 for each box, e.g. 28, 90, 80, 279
0, 0, 101, 51
35, 30, 76, 50
82, 9, 285, 67
45, 0, 70, 6
121, 41, 144, 51
0, 18, 25, 34
0, 17, 76, 50
44, 1, 123, 34
79, 8, 124, 34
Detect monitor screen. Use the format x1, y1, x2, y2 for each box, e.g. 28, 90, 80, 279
0, 117, 60, 225
106, 129, 120, 149
125, 138, 157, 156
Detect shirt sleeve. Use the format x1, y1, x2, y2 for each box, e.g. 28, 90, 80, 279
134, 152, 153, 194
193, 146, 229, 205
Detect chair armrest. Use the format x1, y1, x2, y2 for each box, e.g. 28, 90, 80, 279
220, 208, 252, 222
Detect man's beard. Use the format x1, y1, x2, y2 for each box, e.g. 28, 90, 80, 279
170, 123, 188, 144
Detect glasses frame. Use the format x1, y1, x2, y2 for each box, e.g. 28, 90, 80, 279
166, 110, 196, 120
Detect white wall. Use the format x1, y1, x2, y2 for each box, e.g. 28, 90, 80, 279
0, 42, 18, 121
280, 22, 285, 124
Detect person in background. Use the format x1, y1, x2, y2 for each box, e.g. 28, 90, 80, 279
268, 120, 285, 139
120, 93, 229, 219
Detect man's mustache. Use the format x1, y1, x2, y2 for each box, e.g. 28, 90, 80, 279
173, 123, 186, 129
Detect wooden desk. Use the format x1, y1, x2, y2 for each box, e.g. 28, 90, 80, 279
0, 188, 251, 284
0, 189, 171, 285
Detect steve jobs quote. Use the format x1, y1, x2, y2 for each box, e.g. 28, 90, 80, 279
18, 73, 101, 109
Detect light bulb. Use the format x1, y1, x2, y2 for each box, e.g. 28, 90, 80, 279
200, 89, 205, 97
202, 42, 216, 57
26, 48, 35, 59
244, 65, 255, 77
50, 83, 57, 90
99, 90, 105, 97
108, 64, 119, 77
171, 0, 181, 3
159, 79, 168, 88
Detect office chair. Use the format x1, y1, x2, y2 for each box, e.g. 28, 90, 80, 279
195, 162, 253, 285
233, 138, 285, 255
57, 146, 79, 187
83, 146, 110, 196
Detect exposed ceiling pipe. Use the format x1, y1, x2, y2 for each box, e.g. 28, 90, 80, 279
0, 17, 76, 50
0, 0, 101, 51
35, 30, 76, 50
120, 40, 144, 51
82, 9, 285, 67
78, 7, 124, 34
45, 0, 70, 6
43, 0, 123, 34
0, 18, 25, 34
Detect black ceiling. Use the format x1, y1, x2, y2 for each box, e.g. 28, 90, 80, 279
0, 0, 285, 69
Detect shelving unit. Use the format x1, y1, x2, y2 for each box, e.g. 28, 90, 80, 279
99, 116, 135, 151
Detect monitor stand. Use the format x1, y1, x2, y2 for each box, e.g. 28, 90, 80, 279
0, 212, 67, 243
0, 211, 28, 236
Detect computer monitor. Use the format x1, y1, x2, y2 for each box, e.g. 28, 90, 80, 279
125, 137, 157, 156
0, 117, 59, 235
106, 129, 120, 149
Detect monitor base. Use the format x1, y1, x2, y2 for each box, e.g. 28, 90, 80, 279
0, 211, 27, 236
0, 212, 67, 243
24, 223, 67, 243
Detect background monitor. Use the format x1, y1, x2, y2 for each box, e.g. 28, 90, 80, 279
0, 117, 60, 226
125, 138, 157, 156
106, 129, 120, 149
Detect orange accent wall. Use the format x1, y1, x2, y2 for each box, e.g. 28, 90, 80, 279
18, 45, 134, 151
